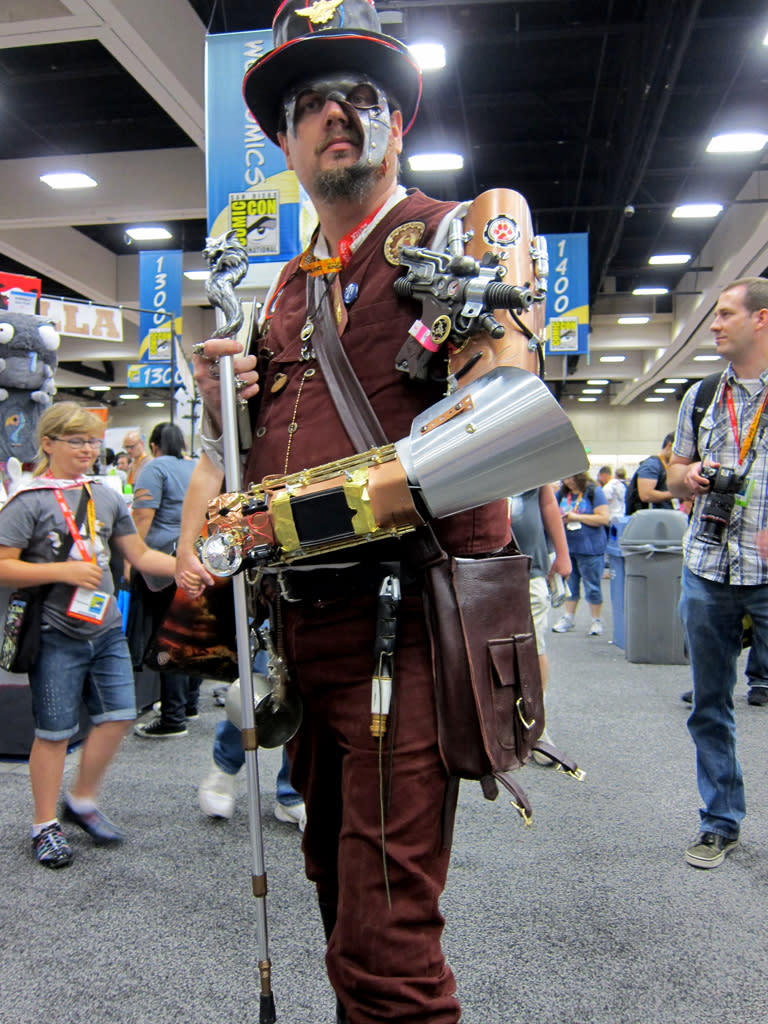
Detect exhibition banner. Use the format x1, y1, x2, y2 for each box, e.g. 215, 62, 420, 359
0, 271, 41, 314
205, 30, 307, 261
138, 250, 183, 362
543, 232, 589, 356
38, 297, 123, 341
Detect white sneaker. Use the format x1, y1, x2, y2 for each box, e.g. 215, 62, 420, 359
588, 619, 604, 636
552, 615, 575, 633
274, 801, 307, 833
198, 766, 236, 819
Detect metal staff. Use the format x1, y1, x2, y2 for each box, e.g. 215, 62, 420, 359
203, 230, 277, 1024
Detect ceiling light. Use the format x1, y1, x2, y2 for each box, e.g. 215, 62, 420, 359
600, 355, 626, 363
706, 132, 768, 154
649, 253, 691, 265
146, 401, 166, 408
407, 153, 464, 172
764, 29, 768, 45
578, 397, 598, 403
645, 397, 665, 403
408, 42, 446, 70
587, 379, 609, 385
126, 226, 172, 241
184, 270, 209, 281
665, 377, 688, 384
654, 388, 676, 394
40, 171, 97, 190
672, 203, 723, 219
618, 316, 650, 325
693, 354, 721, 362
88, 384, 111, 392
119, 393, 140, 400
582, 388, 603, 394
633, 287, 669, 296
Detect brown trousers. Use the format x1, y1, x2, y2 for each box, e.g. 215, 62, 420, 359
283, 588, 461, 1024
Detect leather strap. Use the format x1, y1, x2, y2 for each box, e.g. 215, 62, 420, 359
308, 274, 388, 451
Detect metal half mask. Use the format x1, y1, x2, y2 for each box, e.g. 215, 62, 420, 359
283, 73, 393, 171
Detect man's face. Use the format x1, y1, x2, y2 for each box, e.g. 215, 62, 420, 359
598, 470, 610, 485
710, 286, 759, 363
278, 74, 402, 202
123, 436, 143, 458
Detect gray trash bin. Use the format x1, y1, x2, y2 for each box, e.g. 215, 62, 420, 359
618, 509, 688, 664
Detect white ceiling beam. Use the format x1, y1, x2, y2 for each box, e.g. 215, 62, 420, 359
0, 148, 205, 229
0, 226, 119, 307
89, 0, 206, 149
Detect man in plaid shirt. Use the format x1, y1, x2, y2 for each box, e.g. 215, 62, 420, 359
669, 276, 768, 869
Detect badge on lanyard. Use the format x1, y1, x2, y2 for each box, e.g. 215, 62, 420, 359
68, 588, 110, 623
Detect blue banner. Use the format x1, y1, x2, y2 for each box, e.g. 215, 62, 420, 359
126, 363, 185, 389
543, 232, 589, 356
138, 250, 183, 364
205, 31, 308, 262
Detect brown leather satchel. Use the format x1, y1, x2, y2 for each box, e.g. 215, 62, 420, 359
310, 276, 580, 816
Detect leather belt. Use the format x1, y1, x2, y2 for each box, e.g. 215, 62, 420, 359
264, 561, 402, 606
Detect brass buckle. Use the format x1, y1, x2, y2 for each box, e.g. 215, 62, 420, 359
555, 764, 586, 782
509, 800, 533, 827
515, 698, 535, 731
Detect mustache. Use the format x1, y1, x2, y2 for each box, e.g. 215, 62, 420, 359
315, 128, 361, 155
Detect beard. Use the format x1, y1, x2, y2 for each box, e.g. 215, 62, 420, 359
312, 162, 379, 204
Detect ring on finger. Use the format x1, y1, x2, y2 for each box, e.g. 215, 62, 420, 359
191, 342, 208, 358
234, 375, 246, 391
209, 360, 221, 379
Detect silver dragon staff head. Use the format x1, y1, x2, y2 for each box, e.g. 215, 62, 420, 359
203, 229, 249, 339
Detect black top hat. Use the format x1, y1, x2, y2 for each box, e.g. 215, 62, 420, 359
242, 0, 422, 144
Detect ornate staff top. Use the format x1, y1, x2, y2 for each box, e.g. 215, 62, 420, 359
203, 229, 249, 338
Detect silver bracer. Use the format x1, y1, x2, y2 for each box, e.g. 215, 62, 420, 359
395, 365, 588, 518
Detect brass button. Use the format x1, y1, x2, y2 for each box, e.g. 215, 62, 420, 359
255, 426, 267, 438
271, 373, 288, 394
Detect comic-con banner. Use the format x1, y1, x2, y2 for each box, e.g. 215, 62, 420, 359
132, 250, 184, 389
205, 30, 309, 261
543, 232, 589, 357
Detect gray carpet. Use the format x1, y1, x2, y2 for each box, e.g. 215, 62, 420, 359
2, 581, 768, 1024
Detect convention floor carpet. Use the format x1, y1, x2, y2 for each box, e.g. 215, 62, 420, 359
2, 582, 767, 1024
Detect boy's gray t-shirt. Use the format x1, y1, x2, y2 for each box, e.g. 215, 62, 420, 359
0, 482, 136, 637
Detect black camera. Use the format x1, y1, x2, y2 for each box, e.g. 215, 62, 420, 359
697, 465, 744, 545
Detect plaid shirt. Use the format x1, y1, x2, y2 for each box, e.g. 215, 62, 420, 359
673, 365, 768, 585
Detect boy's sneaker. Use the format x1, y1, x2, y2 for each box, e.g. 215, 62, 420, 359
588, 619, 604, 636
199, 766, 236, 819
61, 803, 123, 845
552, 616, 575, 633
134, 717, 188, 738
275, 801, 307, 833
33, 822, 73, 869
684, 831, 739, 869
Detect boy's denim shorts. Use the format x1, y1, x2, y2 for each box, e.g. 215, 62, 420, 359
28, 624, 136, 741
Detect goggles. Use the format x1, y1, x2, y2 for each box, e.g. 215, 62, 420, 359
283, 74, 390, 136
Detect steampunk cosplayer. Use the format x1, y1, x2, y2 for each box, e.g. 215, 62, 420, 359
175, 2, 587, 1022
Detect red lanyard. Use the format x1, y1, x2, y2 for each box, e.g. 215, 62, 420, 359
724, 384, 768, 465
50, 481, 96, 563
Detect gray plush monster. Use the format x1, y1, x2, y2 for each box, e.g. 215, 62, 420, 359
0, 310, 60, 463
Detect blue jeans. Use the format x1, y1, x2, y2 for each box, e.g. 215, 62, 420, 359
566, 551, 604, 605
213, 718, 302, 807
679, 567, 768, 838
29, 624, 136, 741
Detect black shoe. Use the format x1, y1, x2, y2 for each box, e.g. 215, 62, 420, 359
33, 822, 74, 868
684, 830, 739, 869
134, 717, 188, 738
61, 802, 124, 845
681, 690, 693, 704
747, 685, 768, 706
185, 708, 200, 719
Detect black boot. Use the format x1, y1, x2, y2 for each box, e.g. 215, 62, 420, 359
318, 900, 350, 1024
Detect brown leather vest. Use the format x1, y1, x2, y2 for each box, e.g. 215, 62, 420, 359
244, 189, 510, 556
